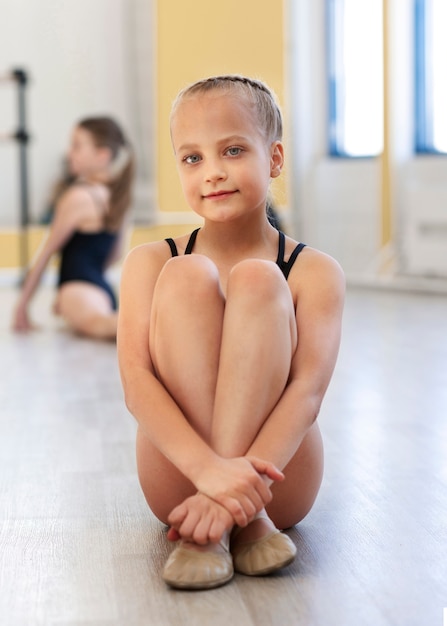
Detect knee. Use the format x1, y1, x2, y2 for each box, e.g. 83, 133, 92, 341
67, 312, 117, 340
156, 255, 220, 300
227, 259, 287, 302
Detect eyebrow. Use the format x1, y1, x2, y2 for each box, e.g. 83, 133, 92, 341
176, 135, 251, 153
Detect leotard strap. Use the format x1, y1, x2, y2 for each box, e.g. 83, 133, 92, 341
165, 228, 200, 257
276, 231, 306, 279
165, 228, 305, 280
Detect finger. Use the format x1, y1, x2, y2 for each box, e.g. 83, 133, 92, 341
192, 515, 213, 545
237, 493, 258, 519
253, 478, 273, 507
178, 508, 201, 541
248, 457, 285, 482
167, 527, 181, 541
167, 502, 188, 528
242, 486, 265, 514
208, 512, 233, 544
218, 496, 248, 528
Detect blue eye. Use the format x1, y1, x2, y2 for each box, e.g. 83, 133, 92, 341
184, 154, 201, 164
226, 146, 242, 156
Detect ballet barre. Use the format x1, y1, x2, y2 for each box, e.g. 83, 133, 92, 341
0, 68, 31, 278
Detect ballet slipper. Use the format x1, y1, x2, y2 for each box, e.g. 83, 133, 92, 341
162, 537, 234, 590
230, 518, 297, 576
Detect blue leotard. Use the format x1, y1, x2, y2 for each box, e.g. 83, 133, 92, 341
58, 230, 118, 309
165, 228, 305, 280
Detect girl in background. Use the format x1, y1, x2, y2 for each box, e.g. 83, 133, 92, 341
118, 76, 345, 589
12, 116, 134, 340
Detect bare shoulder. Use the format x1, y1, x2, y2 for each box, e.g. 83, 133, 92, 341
287, 242, 345, 306
299, 245, 344, 282
121, 239, 173, 287
124, 238, 172, 265
58, 184, 93, 207
55, 185, 97, 223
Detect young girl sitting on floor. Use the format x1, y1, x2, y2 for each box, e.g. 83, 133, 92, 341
13, 116, 134, 340
117, 75, 345, 589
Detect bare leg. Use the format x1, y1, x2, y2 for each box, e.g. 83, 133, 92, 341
210, 258, 297, 457
57, 282, 117, 340
138, 255, 323, 528
138, 255, 225, 521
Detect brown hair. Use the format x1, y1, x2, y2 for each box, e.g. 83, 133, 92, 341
171, 75, 283, 144
78, 116, 135, 230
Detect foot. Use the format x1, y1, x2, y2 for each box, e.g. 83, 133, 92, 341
162, 534, 234, 590
230, 513, 297, 576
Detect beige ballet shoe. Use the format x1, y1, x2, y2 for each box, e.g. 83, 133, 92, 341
231, 527, 297, 576
162, 538, 234, 590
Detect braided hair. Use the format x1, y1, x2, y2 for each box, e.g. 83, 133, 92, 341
171, 75, 283, 144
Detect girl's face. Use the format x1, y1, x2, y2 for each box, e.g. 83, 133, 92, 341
170, 92, 283, 223
67, 126, 111, 178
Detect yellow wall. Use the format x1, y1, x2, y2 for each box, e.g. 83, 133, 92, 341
0, 225, 197, 269
0, 1, 285, 268
156, 0, 285, 214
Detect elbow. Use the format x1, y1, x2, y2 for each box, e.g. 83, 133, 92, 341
308, 393, 324, 426
123, 392, 134, 416
121, 379, 138, 417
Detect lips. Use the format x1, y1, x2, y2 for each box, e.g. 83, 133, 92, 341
203, 190, 236, 199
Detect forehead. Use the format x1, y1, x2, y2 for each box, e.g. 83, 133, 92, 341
72, 126, 94, 145
171, 92, 262, 146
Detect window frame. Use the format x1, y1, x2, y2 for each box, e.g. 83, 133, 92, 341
326, 0, 383, 159
414, 0, 447, 155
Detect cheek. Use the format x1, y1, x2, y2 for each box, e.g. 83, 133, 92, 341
178, 170, 197, 197
240, 165, 268, 193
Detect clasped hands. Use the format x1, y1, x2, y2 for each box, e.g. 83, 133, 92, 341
167, 455, 284, 545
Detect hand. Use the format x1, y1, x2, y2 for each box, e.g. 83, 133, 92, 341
167, 492, 234, 545
52, 296, 61, 316
12, 305, 38, 332
194, 456, 284, 528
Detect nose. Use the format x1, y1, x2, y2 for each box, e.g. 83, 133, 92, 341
204, 158, 227, 183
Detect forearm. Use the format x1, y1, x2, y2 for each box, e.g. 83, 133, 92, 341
16, 249, 53, 308
246, 381, 322, 472
123, 367, 219, 484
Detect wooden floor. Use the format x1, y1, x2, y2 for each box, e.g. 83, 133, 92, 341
1, 285, 446, 626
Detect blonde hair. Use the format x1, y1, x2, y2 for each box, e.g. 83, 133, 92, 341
171, 75, 283, 144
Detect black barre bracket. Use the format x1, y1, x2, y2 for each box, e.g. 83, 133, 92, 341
0, 67, 31, 279
12, 68, 28, 85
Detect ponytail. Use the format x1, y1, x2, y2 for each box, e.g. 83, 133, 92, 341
78, 117, 135, 231
105, 145, 135, 230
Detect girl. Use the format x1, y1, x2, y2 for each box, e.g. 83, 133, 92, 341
12, 116, 134, 340
117, 76, 345, 589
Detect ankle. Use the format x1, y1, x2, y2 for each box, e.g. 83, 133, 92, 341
231, 515, 276, 545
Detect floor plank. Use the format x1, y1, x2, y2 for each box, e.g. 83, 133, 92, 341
0, 286, 446, 625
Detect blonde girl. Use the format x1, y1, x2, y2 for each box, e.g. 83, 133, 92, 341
117, 76, 344, 589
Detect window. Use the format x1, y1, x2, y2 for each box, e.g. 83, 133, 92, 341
327, 0, 384, 157
415, 0, 447, 153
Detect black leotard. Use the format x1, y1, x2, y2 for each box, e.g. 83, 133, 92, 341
165, 228, 306, 280
58, 230, 118, 310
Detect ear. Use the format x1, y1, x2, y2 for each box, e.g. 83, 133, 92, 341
98, 146, 113, 167
270, 141, 284, 178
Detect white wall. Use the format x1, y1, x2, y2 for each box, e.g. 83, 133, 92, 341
390, 1, 447, 278
287, 0, 447, 281
0, 0, 155, 226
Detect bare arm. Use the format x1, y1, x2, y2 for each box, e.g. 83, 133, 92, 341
247, 249, 345, 472
12, 188, 92, 331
